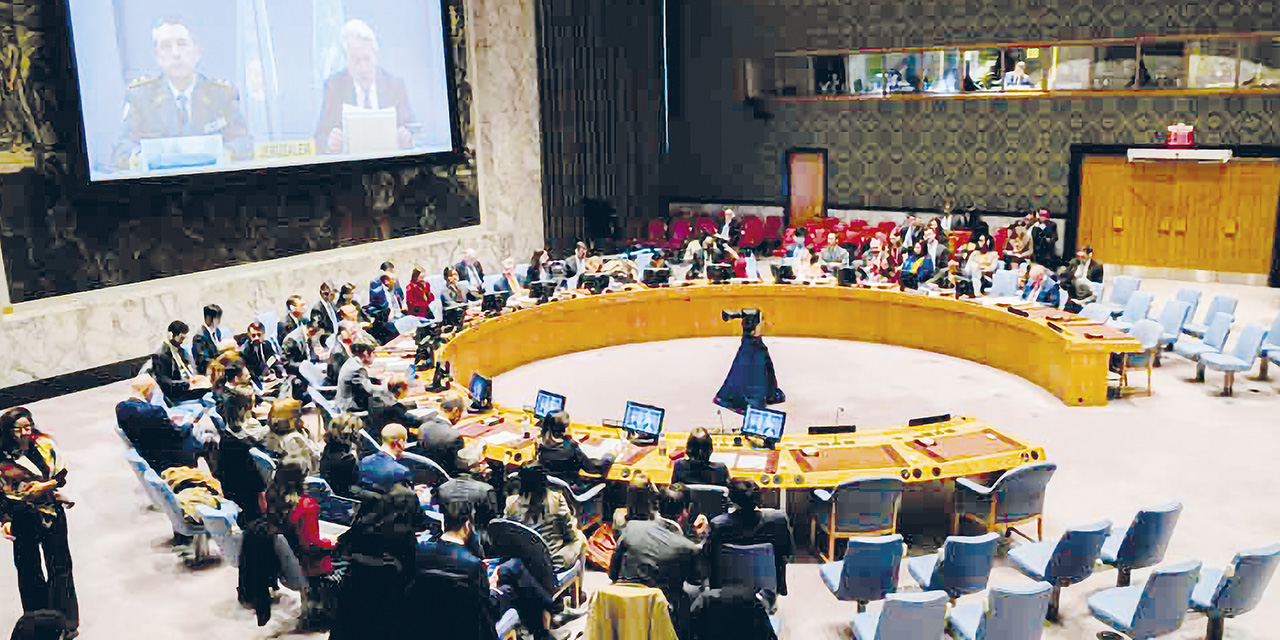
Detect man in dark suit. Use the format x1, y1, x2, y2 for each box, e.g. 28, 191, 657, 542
239, 321, 284, 385
114, 18, 251, 169
280, 295, 309, 346
610, 483, 702, 636
436, 447, 501, 557
151, 320, 211, 404
705, 479, 794, 601
314, 19, 415, 155
311, 281, 340, 338
282, 309, 331, 401
1060, 245, 1105, 304
414, 393, 465, 476
411, 501, 502, 640
335, 342, 389, 412
1030, 208, 1059, 266
191, 303, 226, 376
562, 243, 587, 280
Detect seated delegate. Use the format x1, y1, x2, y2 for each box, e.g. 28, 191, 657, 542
536, 410, 612, 488
705, 479, 793, 602
672, 428, 730, 487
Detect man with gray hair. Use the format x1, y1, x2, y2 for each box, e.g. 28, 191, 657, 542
314, 18, 416, 154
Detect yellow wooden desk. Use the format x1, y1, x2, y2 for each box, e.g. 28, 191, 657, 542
440, 283, 1140, 407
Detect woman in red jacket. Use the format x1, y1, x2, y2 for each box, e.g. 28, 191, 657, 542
404, 266, 435, 320
265, 461, 335, 621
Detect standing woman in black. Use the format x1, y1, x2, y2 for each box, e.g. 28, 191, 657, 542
0, 407, 78, 638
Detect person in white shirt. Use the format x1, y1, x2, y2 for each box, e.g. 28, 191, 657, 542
818, 232, 849, 273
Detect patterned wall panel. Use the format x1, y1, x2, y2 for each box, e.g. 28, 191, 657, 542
664, 0, 1280, 215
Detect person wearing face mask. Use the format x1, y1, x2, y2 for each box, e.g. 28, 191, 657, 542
0, 408, 78, 639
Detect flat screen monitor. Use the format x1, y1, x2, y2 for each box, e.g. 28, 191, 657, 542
442, 305, 465, 330
481, 291, 508, 314
642, 267, 671, 286
837, 266, 858, 287
529, 280, 555, 303
707, 263, 733, 283
581, 273, 610, 294
533, 390, 566, 419
622, 401, 664, 437
771, 263, 794, 283
742, 406, 786, 440
66, 0, 458, 182
468, 372, 491, 406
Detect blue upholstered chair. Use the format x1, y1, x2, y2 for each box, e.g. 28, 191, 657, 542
195, 502, 243, 567
426, 274, 447, 319
1100, 275, 1141, 318
1113, 319, 1163, 397
1107, 292, 1154, 332
248, 446, 277, 485
1100, 502, 1183, 587
495, 608, 521, 640
1150, 300, 1192, 352
1079, 302, 1113, 325
819, 534, 904, 612
810, 476, 904, 561
718, 543, 779, 604
1191, 543, 1280, 640
1173, 312, 1233, 381
987, 269, 1019, 299
123, 448, 163, 508
850, 590, 948, 640
255, 309, 281, 355
1255, 311, 1280, 380
1201, 322, 1268, 396
946, 581, 1053, 640
487, 518, 585, 607
144, 469, 224, 563
906, 532, 1000, 600
544, 474, 607, 530
1007, 519, 1112, 620
1088, 560, 1201, 640
1170, 287, 1201, 325
953, 463, 1056, 541
1183, 295, 1237, 338
685, 483, 729, 521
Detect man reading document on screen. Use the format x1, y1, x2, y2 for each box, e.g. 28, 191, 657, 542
114, 18, 252, 171
315, 19, 416, 155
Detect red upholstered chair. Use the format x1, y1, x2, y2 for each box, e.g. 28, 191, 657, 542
849, 219, 869, 230
668, 219, 692, 252
877, 220, 897, 234
646, 219, 667, 247
695, 217, 719, 238
739, 215, 764, 250
774, 227, 797, 257
994, 227, 1010, 253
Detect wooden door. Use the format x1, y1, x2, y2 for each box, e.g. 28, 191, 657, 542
1079, 157, 1280, 275
787, 149, 827, 229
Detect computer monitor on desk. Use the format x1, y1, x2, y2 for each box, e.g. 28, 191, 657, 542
642, 267, 671, 287
622, 401, 664, 443
533, 390, 566, 419
442, 305, 466, 332
529, 280, 555, 304
771, 263, 795, 284
482, 291, 509, 316
707, 263, 733, 284
742, 406, 786, 445
468, 372, 492, 412
581, 273, 610, 294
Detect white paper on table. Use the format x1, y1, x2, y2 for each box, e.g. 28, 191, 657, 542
735, 454, 769, 471
709, 452, 737, 467
481, 431, 522, 446
342, 104, 398, 154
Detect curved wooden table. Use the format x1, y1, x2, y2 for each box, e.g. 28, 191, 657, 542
441, 282, 1139, 407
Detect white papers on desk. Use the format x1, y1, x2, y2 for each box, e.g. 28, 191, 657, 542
709, 452, 736, 466
708, 451, 769, 471
580, 440, 623, 460
319, 521, 349, 540
480, 431, 522, 446
342, 105, 398, 154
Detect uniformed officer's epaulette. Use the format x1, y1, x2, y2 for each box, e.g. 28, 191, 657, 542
128, 76, 160, 88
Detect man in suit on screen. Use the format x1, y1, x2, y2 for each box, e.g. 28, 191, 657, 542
114, 18, 252, 169
314, 19, 416, 155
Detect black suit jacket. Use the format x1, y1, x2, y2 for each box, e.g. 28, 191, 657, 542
437, 475, 500, 556
672, 459, 730, 487
280, 312, 306, 347
151, 343, 196, 401
314, 68, 415, 154
416, 420, 465, 477
240, 340, 283, 383
311, 299, 339, 336
411, 538, 500, 640
191, 325, 223, 376
1063, 257, 1104, 284
609, 519, 700, 625
706, 508, 794, 596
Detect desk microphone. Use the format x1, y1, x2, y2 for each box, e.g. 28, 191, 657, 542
716, 409, 726, 434
835, 407, 845, 425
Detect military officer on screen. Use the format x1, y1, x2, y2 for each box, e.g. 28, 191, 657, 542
114, 18, 252, 170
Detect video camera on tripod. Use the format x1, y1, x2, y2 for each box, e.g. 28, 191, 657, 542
722, 308, 762, 337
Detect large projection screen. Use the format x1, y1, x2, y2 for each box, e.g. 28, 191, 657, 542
66, 0, 456, 182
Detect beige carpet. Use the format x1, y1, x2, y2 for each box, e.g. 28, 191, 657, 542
0, 277, 1277, 639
